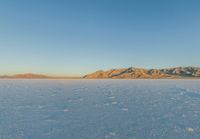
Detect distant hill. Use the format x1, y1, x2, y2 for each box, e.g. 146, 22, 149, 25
12, 73, 49, 79
0, 73, 80, 79
83, 67, 200, 79
0, 73, 50, 79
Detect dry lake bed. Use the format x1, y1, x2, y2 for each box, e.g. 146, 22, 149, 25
0, 79, 200, 139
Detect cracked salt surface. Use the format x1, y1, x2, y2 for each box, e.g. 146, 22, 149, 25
63, 109, 69, 112
0, 79, 200, 139
121, 108, 129, 111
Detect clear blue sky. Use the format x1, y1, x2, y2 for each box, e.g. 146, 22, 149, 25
0, 0, 200, 76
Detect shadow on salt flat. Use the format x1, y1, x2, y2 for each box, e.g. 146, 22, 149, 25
184, 91, 200, 98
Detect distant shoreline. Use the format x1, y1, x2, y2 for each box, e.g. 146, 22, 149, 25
0, 77, 200, 80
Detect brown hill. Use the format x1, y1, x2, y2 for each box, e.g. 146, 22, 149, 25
0, 73, 80, 79
12, 73, 50, 79
83, 67, 200, 79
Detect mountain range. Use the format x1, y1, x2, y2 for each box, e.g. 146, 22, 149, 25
0, 67, 200, 79
83, 67, 200, 79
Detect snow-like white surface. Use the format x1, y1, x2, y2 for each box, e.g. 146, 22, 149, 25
0, 79, 200, 139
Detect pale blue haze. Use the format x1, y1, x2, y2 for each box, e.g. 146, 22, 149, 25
0, 0, 200, 76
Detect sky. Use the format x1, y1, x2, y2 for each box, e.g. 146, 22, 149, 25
0, 0, 200, 76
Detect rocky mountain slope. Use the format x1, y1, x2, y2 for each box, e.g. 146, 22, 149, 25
83, 67, 200, 79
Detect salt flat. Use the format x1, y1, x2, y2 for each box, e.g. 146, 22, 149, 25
0, 79, 200, 139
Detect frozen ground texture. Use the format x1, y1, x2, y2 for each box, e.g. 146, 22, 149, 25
0, 79, 200, 139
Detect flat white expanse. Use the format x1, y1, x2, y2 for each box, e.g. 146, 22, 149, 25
0, 79, 200, 139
